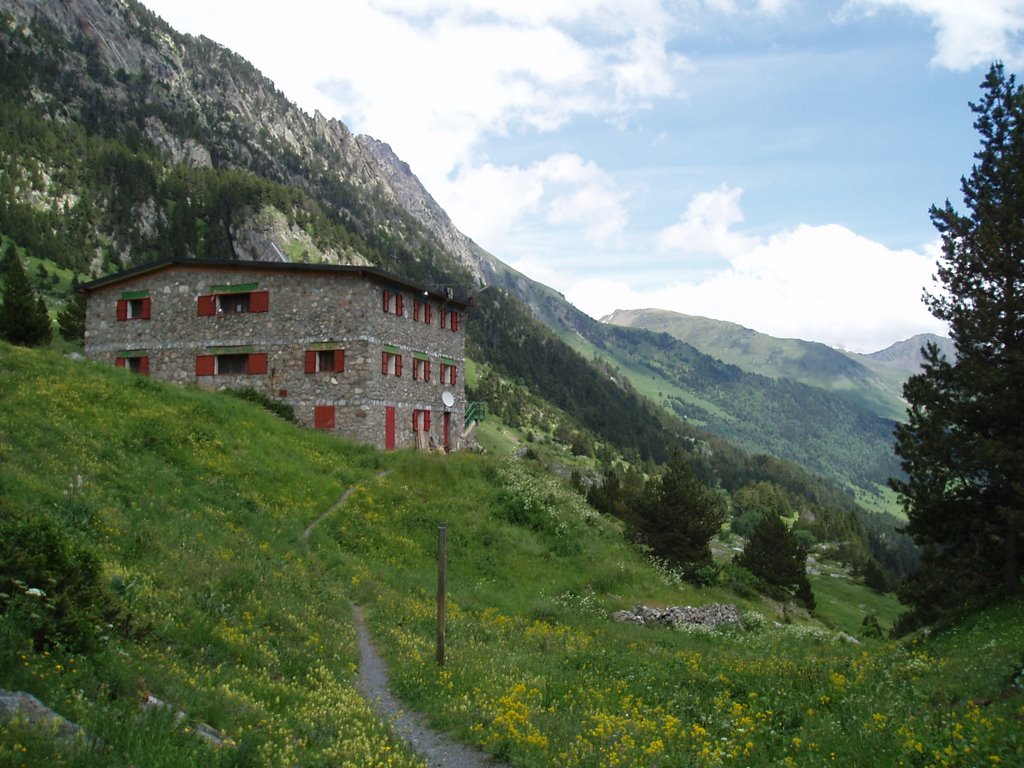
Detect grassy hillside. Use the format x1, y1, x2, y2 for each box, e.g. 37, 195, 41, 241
2, 344, 1022, 767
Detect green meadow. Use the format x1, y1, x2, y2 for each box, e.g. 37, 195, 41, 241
1, 343, 1022, 767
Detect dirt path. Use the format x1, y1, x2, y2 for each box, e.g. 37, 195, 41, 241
303, 479, 508, 768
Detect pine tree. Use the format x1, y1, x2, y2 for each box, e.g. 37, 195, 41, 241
635, 451, 726, 583
893, 63, 1024, 619
57, 288, 87, 342
735, 512, 814, 609
0, 253, 52, 346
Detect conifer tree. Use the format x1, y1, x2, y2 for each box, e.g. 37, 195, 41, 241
735, 512, 814, 609
57, 288, 87, 342
0, 252, 52, 346
893, 63, 1024, 619
635, 451, 726, 583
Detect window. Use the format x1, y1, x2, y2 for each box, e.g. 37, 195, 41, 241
196, 352, 268, 376
115, 354, 149, 375
382, 289, 404, 316
116, 296, 151, 321
412, 409, 432, 432
439, 308, 460, 331
412, 356, 431, 382
197, 287, 269, 315
305, 349, 345, 373
381, 350, 403, 377
439, 362, 458, 386
314, 405, 336, 430
413, 299, 432, 324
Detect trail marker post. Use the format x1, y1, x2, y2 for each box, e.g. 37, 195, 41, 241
437, 524, 447, 666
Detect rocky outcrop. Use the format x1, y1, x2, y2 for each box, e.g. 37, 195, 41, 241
0, 689, 87, 744
612, 604, 743, 630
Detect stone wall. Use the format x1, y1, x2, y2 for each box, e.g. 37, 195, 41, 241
83, 262, 467, 451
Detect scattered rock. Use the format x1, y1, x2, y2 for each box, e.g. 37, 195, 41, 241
612, 603, 743, 630
0, 689, 87, 744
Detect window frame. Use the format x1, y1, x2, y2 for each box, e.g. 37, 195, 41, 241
305, 348, 345, 374
196, 352, 268, 376
381, 349, 403, 377
412, 408, 432, 432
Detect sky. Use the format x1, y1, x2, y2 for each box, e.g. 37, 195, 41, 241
138, 0, 1024, 352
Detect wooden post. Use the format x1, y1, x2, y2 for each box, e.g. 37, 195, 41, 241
437, 524, 447, 666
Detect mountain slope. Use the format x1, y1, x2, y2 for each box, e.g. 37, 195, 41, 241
604, 308, 918, 421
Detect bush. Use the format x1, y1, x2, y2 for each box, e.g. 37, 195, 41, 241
223, 387, 295, 422
0, 512, 112, 651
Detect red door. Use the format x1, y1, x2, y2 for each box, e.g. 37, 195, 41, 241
385, 406, 396, 451
443, 412, 451, 452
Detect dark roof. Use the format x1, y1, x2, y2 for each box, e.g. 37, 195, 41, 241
77, 258, 470, 307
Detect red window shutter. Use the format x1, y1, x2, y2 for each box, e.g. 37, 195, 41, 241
440, 309, 447, 328
395, 355, 403, 377
197, 295, 216, 316
381, 352, 388, 375
116, 300, 128, 321
383, 290, 391, 313
413, 300, 420, 321
305, 350, 317, 373
425, 304, 432, 324
249, 291, 269, 313
115, 357, 126, 368
396, 294, 404, 316
140, 297, 152, 319
451, 312, 459, 331
424, 360, 431, 382
247, 353, 268, 375
412, 411, 418, 431
424, 411, 432, 431
334, 349, 345, 372
196, 355, 215, 376
138, 356, 150, 376
314, 405, 336, 430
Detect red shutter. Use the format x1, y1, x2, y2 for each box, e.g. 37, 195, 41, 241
425, 304, 432, 325
452, 366, 458, 385
115, 357, 126, 368
116, 300, 128, 321
305, 350, 317, 373
413, 300, 420, 321
381, 352, 388, 375
412, 411, 418, 431
424, 411, 432, 432
138, 356, 150, 376
249, 291, 269, 313
140, 297, 152, 319
424, 360, 432, 382
395, 354, 403, 377
451, 311, 459, 331
334, 349, 345, 372
196, 355, 215, 376
440, 309, 447, 328
314, 405, 336, 430
197, 295, 216, 316
247, 353, 268, 375
382, 290, 391, 313
396, 293, 404, 316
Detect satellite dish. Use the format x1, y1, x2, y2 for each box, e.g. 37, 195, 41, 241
441, 390, 455, 408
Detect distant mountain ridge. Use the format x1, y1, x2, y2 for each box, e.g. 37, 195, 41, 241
603, 309, 952, 421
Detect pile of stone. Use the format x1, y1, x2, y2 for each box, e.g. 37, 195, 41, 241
612, 603, 743, 630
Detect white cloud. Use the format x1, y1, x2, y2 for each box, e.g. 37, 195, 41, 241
657, 183, 759, 259
565, 188, 946, 352
840, 0, 1024, 70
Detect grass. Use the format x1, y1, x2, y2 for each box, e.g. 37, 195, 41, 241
1, 342, 1022, 767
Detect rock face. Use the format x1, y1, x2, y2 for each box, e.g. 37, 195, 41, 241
612, 604, 743, 630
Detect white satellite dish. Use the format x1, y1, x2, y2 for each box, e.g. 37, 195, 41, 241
441, 390, 455, 408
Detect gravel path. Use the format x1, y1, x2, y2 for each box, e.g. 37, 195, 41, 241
353, 605, 508, 768
303, 480, 508, 767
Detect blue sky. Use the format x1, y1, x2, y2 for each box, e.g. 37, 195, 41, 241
140, 1, 1024, 351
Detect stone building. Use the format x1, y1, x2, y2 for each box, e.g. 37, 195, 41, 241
80, 258, 469, 452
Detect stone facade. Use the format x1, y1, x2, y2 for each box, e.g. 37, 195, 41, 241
80, 259, 468, 452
